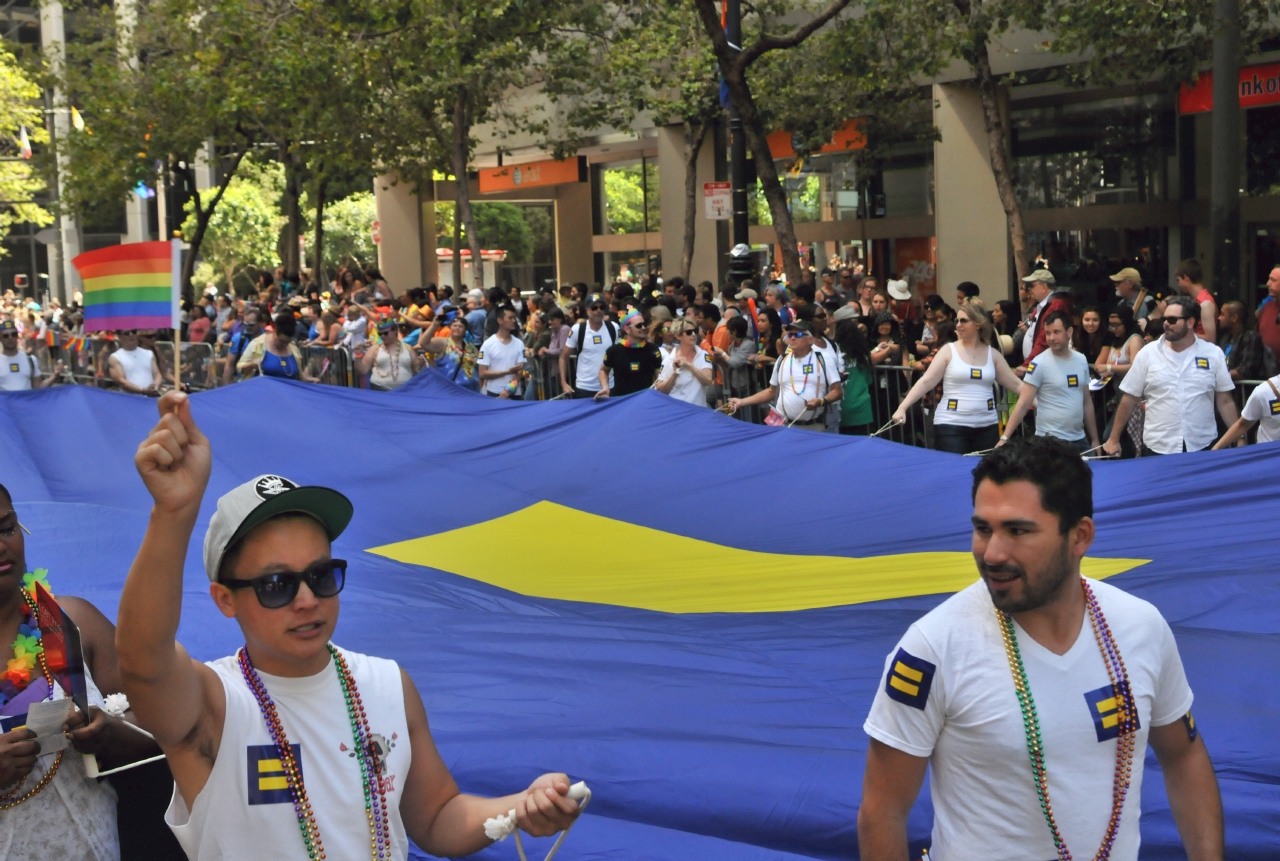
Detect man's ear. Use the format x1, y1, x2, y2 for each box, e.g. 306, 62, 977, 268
209, 583, 238, 619
1071, 516, 1096, 559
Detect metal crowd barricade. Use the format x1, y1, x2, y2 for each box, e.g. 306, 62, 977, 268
299, 345, 354, 387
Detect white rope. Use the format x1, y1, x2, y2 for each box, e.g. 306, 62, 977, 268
484, 781, 591, 861
82, 693, 162, 778
870, 419, 899, 438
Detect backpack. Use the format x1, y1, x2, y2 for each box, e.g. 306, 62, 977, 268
574, 320, 617, 352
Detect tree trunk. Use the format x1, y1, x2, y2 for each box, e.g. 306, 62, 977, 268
722, 69, 804, 288
970, 27, 1028, 285
452, 95, 483, 289
175, 149, 247, 301
313, 177, 328, 291
282, 152, 303, 275
452, 199, 463, 292
681, 121, 709, 283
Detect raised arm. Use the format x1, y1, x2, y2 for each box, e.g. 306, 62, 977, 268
893, 344, 951, 423
116, 393, 224, 757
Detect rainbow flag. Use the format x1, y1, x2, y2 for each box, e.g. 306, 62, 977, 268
72, 240, 180, 334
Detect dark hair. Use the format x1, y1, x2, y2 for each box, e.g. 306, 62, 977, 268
496, 304, 517, 320
971, 436, 1092, 534
759, 308, 782, 358
956, 281, 981, 299
833, 318, 870, 366
547, 307, 565, 322
726, 315, 748, 338
0, 482, 9, 505
273, 313, 297, 338
1074, 306, 1106, 363
1165, 294, 1198, 318
935, 303, 956, 322
1174, 258, 1203, 283
696, 304, 721, 324
486, 287, 506, 306
679, 285, 697, 303
924, 294, 946, 310
1108, 304, 1139, 345
667, 276, 685, 289
995, 300, 1020, 336
794, 303, 816, 322
793, 282, 816, 304
1041, 309, 1073, 331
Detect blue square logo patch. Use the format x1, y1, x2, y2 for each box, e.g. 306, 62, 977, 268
1067, 374, 1079, 388
7, 363, 17, 374
1195, 357, 1210, 369
1270, 400, 1280, 416
1026, 361, 1037, 374
592, 335, 603, 345
1083, 684, 1140, 742
970, 368, 983, 379
884, 648, 935, 710
946, 399, 958, 411
248, 743, 301, 805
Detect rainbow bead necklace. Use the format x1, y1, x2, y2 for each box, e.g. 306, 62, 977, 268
0, 581, 63, 809
995, 577, 1136, 861
238, 643, 392, 860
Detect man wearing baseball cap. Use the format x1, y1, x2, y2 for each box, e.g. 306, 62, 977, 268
116, 393, 581, 859
1110, 267, 1153, 327
1017, 268, 1072, 372
725, 320, 842, 430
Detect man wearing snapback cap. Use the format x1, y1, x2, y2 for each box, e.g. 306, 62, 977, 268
116, 392, 581, 859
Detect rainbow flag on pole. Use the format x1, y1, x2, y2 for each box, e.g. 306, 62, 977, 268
72, 239, 180, 333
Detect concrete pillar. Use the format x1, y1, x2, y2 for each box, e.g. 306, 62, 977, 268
658, 124, 722, 287
420, 189, 438, 288
41, 1, 80, 302
373, 173, 423, 295
555, 180, 593, 285
933, 83, 1011, 299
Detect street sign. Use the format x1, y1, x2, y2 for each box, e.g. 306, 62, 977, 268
703, 182, 731, 221
371, 219, 382, 245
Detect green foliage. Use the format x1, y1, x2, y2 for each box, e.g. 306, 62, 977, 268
181, 160, 283, 289
602, 166, 646, 235
0, 47, 51, 254
320, 192, 378, 271
432, 201, 535, 263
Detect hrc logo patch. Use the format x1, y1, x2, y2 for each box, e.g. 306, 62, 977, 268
629, 362, 640, 372
1067, 375, 1079, 388
477, 351, 484, 360
946, 399, 958, 411
1182, 711, 1198, 741
802, 363, 814, 374
884, 648, 935, 710
986, 398, 995, 410
705, 353, 714, 363
1026, 361, 1037, 373
970, 368, 983, 379
1195, 357, 1210, 369
8, 363, 17, 373
1084, 684, 1140, 742
248, 743, 302, 805
1270, 400, 1280, 416
592, 335, 603, 345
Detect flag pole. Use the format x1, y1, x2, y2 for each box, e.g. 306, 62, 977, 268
171, 239, 181, 392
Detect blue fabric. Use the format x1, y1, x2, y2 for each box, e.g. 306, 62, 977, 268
0, 379, 1275, 860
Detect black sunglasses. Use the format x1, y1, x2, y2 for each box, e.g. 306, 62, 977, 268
221, 559, 347, 609
1160, 315, 1190, 325
588, 304, 606, 311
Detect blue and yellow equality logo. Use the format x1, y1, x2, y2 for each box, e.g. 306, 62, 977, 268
884, 648, 935, 710
1067, 374, 1079, 388
1083, 684, 1140, 742
1270, 399, 1280, 415
368, 502, 1148, 613
970, 368, 983, 379
1195, 357, 1210, 369
248, 743, 302, 805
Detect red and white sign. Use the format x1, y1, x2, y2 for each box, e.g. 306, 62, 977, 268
1179, 62, 1280, 113
371, 219, 381, 245
704, 182, 731, 221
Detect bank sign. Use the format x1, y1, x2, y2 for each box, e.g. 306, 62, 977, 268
1178, 63, 1280, 113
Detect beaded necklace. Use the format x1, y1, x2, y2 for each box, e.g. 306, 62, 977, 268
785, 351, 812, 395
238, 644, 392, 861
0, 570, 63, 809
995, 578, 1136, 861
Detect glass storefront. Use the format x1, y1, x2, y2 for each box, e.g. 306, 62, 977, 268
596, 157, 660, 235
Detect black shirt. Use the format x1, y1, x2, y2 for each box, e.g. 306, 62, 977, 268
602, 341, 663, 396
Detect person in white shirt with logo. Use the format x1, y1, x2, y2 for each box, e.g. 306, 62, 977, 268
858, 437, 1223, 861
999, 310, 1100, 454
117, 393, 583, 861
559, 297, 617, 399
477, 306, 526, 398
0, 320, 61, 391
1102, 295, 1238, 456
1211, 368, 1280, 448
725, 320, 841, 430
655, 319, 715, 407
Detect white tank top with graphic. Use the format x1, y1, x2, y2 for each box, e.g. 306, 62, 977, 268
935, 344, 998, 428
166, 646, 412, 860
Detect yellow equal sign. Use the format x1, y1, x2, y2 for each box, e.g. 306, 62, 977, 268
1095, 696, 1120, 729
889, 661, 923, 696
258, 757, 288, 791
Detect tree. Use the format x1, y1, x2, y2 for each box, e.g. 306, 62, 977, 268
543, 1, 720, 282
368, 0, 606, 290
0, 47, 52, 252
181, 159, 283, 292
317, 191, 378, 272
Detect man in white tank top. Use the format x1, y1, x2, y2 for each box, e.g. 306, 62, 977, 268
108, 331, 162, 395
118, 393, 582, 860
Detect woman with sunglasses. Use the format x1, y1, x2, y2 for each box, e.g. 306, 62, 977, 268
237, 313, 318, 383
893, 302, 1023, 454
119, 395, 582, 860
655, 321, 714, 406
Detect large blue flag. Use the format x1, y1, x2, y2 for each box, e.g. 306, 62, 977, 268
0, 373, 1275, 860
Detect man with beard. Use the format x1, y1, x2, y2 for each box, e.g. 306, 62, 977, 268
857, 437, 1223, 861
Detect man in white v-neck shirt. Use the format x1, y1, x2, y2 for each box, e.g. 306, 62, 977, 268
858, 437, 1222, 861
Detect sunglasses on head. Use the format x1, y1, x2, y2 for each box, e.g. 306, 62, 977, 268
221, 558, 347, 609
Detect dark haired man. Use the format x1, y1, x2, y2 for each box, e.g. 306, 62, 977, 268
478, 306, 526, 398
858, 436, 1223, 861
117, 394, 581, 859
1000, 310, 1098, 453
955, 281, 980, 307
1103, 294, 1237, 456
0, 320, 61, 390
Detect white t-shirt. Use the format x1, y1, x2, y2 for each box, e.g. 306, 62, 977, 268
1023, 349, 1090, 441
1119, 336, 1233, 453
0, 350, 37, 391
659, 346, 713, 406
864, 579, 1194, 861
769, 349, 832, 422
167, 648, 411, 861
112, 346, 156, 390
478, 333, 526, 394
1241, 375, 1280, 443
566, 321, 616, 391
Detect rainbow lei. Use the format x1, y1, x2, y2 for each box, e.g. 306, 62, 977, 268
0, 569, 50, 699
